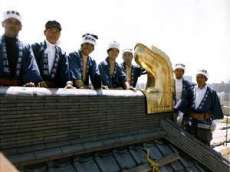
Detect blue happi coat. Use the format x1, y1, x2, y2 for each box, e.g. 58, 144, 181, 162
31, 41, 68, 87
99, 58, 127, 89
174, 79, 194, 114
0, 35, 42, 85
121, 63, 146, 87
68, 50, 101, 89
191, 86, 223, 120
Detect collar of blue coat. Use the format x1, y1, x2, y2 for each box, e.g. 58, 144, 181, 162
40, 41, 61, 51
173, 78, 192, 96
41, 40, 59, 51
121, 62, 134, 69
0, 35, 23, 77
77, 50, 88, 58
104, 57, 118, 66
40, 40, 60, 79
195, 84, 208, 91
71, 50, 95, 64
192, 85, 210, 110
78, 50, 89, 79
45, 40, 56, 48
39, 41, 47, 52
103, 57, 119, 78
176, 78, 192, 87
1, 35, 19, 44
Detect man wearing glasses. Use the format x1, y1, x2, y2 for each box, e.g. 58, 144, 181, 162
0, 10, 42, 86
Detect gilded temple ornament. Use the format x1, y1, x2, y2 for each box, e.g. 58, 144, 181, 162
134, 43, 174, 114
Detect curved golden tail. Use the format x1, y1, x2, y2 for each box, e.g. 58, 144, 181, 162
134, 43, 174, 114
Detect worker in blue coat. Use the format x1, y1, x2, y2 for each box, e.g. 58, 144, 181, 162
173, 63, 194, 127
187, 69, 223, 146
0, 10, 42, 86
98, 41, 129, 89
121, 48, 146, 88
31, 20, 68, 88
68, 33, 101, 89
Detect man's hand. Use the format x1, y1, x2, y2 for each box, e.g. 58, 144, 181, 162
23, 82, 35, 87
174, 99, 182, 110
64, 81, 76, 89
37, 81, 48, 88
74, 80, 84, 89
102, 85, 109, 89
123, 81, 130, 90
129, 87, 137, 91
210, 120, 217, 132
177, 111, 184, 126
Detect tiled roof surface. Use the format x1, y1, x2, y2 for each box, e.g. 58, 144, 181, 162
23, 140, 207, 172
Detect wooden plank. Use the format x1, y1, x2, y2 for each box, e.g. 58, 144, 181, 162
122, 153, 180, 172
157, 153, 180, 166
0, 153, 18, 172
122, 164, 150, 172
161, 120, 230, 172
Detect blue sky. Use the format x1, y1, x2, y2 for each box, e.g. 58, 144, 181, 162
0, 0, 229, 83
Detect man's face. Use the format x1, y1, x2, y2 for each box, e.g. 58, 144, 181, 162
108, 48, 119, 61
81, 43, 94, 56
2, 18, 22, 38
196, 74, 207, 87
44, 27, 61, 44
122, 52, 133, 64
174, 68, 184, 79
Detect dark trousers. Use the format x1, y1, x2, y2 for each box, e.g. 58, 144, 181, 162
185, 123, 212, 146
